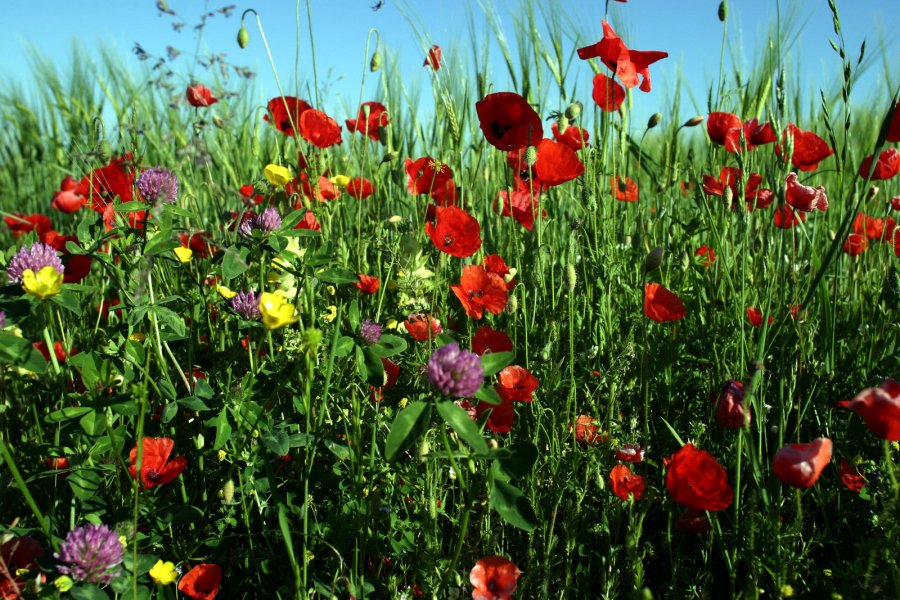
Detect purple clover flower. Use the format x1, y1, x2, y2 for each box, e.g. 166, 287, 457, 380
136, 167, 179, 204
427, 342, 484, 398
231, 290, 261, 319
54, 523, 123, 584
359, 319, 382, 345
238, 207, 282, 237
0, 311, 6, 327
6, 242, 65, 283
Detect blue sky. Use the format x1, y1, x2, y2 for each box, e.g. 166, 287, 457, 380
1, 0, 898, 132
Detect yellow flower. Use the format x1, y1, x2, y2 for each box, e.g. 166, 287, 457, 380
21, 267, 63, 300
119, 535, 127, 549
149, 560, 178, 585
264, 163, 292, 187
385, 318, 398, 330
322, 305, 337, 323
129, 332, 147, 342
329, 174, 350, 188
216, 285, 237, 300
53, 576, 74, 592
259, 292, 299, 330
173, 247, 193, 263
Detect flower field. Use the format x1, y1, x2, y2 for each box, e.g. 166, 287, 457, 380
1, 0, 899, 598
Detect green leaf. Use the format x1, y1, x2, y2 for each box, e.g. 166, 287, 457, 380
158, 504, 204, 526
194, 378, 214, 399
332, 336, 355, 357
143, 231, 179, 257
160, 402, 178, 423
490, 479, 538, 532
323, 437, 351, 460
480, 351, 515, 377
70, 584, 111, 600
318, 268, 361, 284
222, 246, 250, 279
68, 351, 99, 390
46, 406, 93, 423
51, 290, 82, 316
492, 441, 538, 480
263, 431, 290, 456
212, 408, 232, 451
158, 379, 177, 401
436, 401, 488, 455
79, 410, 106, 436
177, 396, 211, 411
279, 208, 322, 233
152, 306, 186, 339
348, 299, 360, 330
114, 201, 148, 212
68, 468, 103, 501
474, 386, 502, 406
356, 346, 385, 386
385, 402, 432, 461
435, 332, 455, 347
370, 334, 407, 358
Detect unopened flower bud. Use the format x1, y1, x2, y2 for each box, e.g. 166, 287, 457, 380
683, 116, 704, 128
507, 294, 518, 314
381, 151, 399, 164
718, 1, 728, 22
565, 264, 577, 292
237, 25, 250, 49
643, 246, 665, 274
564, 101, 583, 121
370, 50, 382, 72
558, 115, 569, 134
647, 113, 662, 129
524, 146, 538, 166
222, 479, 235, 503
723, 185, 734, 207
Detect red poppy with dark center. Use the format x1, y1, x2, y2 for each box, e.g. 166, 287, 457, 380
743, 118, 777, 147
844, 379, 900, 440
299, 109, 342, 148
293, 210, 321, 231
423, 45, 442, 70
773, 205, 805, 229
610, 464, 646, 500
496, 365, 539, 402
4, 213, 52, 238
403, 314, 442, 342
572, 415, 607, 445
52, 175, 87, 212
551, 122, 589, 150
356, 274, 380, 294
471, 326, 513, 356
128, 437, 187, 488
450, 265, 508, 320
425, 206, 482, 258
469, 556, 520, 600
839, 459, 865, 492
346, 177, 375, 199
476, 92, 543, 151
610, 176, 639, 202
644, 283, 685, 322
533, 138, 585, 186
592, 73, 626, 112
405, 157, 454, 197
475, 397, 516, 434
746, 307, 773, 328
264, 96, 312, 137
664, 443, 733, 511
186, 84, 218, 107
777, 124, 834, 171
178, 563, 222, 600
346, 101, 389, 141
695, 245, 716, 268
772, 437, 832, 489
577, 20, 668, 92
858, 148, 900, 181
842, 233, 868, 256
483, 254, 516, 290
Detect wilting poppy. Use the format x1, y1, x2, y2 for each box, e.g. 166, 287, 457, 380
675, 509, 711, 534
476, 92, 543, 151
403, 313, 442, 341
450, 265, 508, 320
496, 365, 539, 402
778, 124, 833, 171
470, 556, 520, 600
299, 109, 342, 148
665, 443, 733, 511
773, 205, 806, 229
746, 307, 773, 328
772, 437, 832, 489
858, 148, 900, 181
842, 233, 868, 256
264, 96, 312, 137
424, 45, 442, 70
346, 177, 375, 199
844, 379, 900, 440
471, 326, 513, 356
784, 172, 828, 213
893, 196, 900, 211
839, 459, 866, 492
356, 274, 380, 294
551, 122, 589, 150
346, 101, 389, 141
533, 138, 585, 186
405, 157, 454, 198
494, 180, 542, 230
592, 73, 626, 112
475, 397, 516, 434
615, 443, 645, 463
572, 415, 607, 445
577, 20, 668, 92
713, 380, 751, 429
425, 206, 482, 258
178, 563, 222, 600
644, 283, 685, 322
128, 437, 187, 489
610, 176, 639, 202
4, 213, 52, 238
483, 254, 516, 290
695, 245, 716, 268
186, 84, 218, 107
610, 464, 646, 500
52, 176, 87, 212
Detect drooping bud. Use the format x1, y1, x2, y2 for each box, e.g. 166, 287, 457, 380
507, 293, 519, 314
683, 116, 704, 128
370, 49, 382, 72
564, 101, 583, 121
381, 151, 399, 164
643, 246, 665, 274
237, 24, 250, 49
524, 145, 538, 167
718, 1, 728, 22
647, 113, 662, 129
558, 115, 569, 134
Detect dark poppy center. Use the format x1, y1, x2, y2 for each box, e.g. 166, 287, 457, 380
469, 290, 483, 300
487, 579, 500, 593
490, 121, 512, 139
280, 119, 292, 132
146, 469, 161, 482
443, 235, 454, 247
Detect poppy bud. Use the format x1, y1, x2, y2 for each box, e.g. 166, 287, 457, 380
370, 49, 382, 72
643, 246, 665, 274
418, 440, 430, 461
723, 185, 734, 207
718, 1, 727, 22
524, 146, 538, 167
680, 251, 690, 271
647, 113, 662, 129
381, 151, 398, 164
378, 125, 389, 145
866, 185, 879, 201
507, 294, 518, 314
565, 264, 577, 292
564, 101, 583, 121
222, 479, 235, 503
558, 115, 569, 134
683, 116, 704, 128
237, 24, 250, 48
212, 115, 224, 129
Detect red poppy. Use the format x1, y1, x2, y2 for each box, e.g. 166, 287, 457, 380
858, 148, 900, 181
644, 283, 686, 322
346, 177, 375, 199
844, 379, 900, 440
405, 157, 454, 198
4, 213, 52, 238
842, 233, 868, 256
475, 397, 516, 434
773, 205, 806, 229
291, 173, 341, 203
293, 210, 321, 231
772, 437, 832, 489
664, 443, 733, 511
178, 231, 216, 260
713, 379, 751, 429
743, 118, 777, 147
853, 213, 896, 242
0, 536, 44, 599
483, 254, 516, 290
98, 297, 122, 321
450, 265, 508, 320
494, 180, 543, 230
370, 358, 400, 403
128, 437, 187, 488
186, 84, 218, 107
496, 365, 539, 402
533, 138, 585, 186
610, 176, 639, 202
702, 167, 773, 211
572, 415, 607, 445
423, 45, 442, 70
476, 92, 543, 151
551, 122, 590, 150
403, 313, 442, 341
781, 173, 828, 215
40, 229, 77, 252
777, 124, 833, 171
82, 153, 138, 214
264, 96, 312, 137
615, 443, 645, 463
746, 307, 773, 328
425, 206, 482, 258
44, 456, 70, 472
471, 326, 513, 356
839, 459, 865, 492
51, 176, 87, 212
610, 464, 646, 500
888, 99, 900, 142
577, 20, 668, 92
706, 113, 776, 152
178, 564, 222, 600
238, 184, 264, 205
592, 73, 626, 112
33, 341, 70, 363
356, 274, 380, 294
469, 556, 521, 600
695, 245, 716, 268
298, 109, 342, 148
675, 509, 711, 534
346, 101, 390, 141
